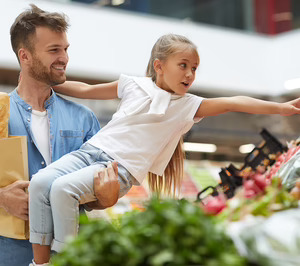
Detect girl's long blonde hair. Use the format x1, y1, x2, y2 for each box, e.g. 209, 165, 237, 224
148, 137, 185, 197
146, 34, 198, 197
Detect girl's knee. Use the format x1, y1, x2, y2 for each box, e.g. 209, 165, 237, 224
29, 172, 51, 197
50, 178, 95, 206
50, 179, 77, 203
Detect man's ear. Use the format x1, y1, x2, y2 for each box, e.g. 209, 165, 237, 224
18, 48, 31, 65
153, 59, 164, 75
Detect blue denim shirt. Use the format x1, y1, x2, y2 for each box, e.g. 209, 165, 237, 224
0, 89, 100, 266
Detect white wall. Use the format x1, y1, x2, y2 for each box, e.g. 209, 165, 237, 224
1, 0, 300, 96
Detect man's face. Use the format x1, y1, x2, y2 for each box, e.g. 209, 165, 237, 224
28, 27, 69, 86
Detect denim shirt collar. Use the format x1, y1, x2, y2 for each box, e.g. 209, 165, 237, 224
10, 88, 56, 111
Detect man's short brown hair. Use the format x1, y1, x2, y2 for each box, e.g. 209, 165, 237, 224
10, 4, 69, 60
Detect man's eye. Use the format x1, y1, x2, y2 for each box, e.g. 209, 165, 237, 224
179, 63, 186, 68
50, 49, 58, 52
192, 67, 197, 71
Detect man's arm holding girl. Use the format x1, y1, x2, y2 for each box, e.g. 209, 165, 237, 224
86, 162, 120, 210
54, 81, 121, 209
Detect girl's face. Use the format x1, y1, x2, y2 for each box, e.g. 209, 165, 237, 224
155, 48, 199, 95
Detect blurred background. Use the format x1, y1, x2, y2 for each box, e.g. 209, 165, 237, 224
1, 1, 300, 200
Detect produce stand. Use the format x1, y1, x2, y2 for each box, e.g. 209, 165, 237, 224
52, 129, 300, 266
197, 129, 300, 266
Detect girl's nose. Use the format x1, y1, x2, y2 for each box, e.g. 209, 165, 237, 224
186, 70, 192, 78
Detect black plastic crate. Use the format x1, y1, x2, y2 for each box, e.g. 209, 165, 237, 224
196, 129, 287, 201
242, 128, 287, 170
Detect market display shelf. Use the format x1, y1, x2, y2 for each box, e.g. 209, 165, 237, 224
198, 128, 289, 200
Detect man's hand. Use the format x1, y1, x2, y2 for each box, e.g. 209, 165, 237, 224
0, 180, 29, 220
86, 161, 120, 210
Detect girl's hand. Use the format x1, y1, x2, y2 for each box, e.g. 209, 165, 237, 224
281, 98, 300, 116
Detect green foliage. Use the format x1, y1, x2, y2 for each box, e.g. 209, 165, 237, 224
51, 198, 247, 266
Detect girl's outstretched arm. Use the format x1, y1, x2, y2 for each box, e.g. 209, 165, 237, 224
195, 96, 300, 118
53, 80, 118, 100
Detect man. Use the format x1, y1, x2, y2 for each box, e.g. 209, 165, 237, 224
0, 5, 119, 266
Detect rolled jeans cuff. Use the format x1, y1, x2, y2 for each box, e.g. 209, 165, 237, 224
51, 239, 66, 252
29, 232, 53, 246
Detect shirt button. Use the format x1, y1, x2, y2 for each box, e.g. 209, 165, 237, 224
41, 161, 45, 165
27, 118, 30, 122
28, 107, 31, 110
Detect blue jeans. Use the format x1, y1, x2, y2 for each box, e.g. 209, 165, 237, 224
0, 237, 32, 266
29, 143, 134, 252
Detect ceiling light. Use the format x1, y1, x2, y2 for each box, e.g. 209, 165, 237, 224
239, 143, 255, 154
112, 0, 125, 5
183, 142, 217, 153
284, 78, 300, 90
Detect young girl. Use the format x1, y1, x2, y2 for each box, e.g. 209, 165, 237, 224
29, 34, 300, 265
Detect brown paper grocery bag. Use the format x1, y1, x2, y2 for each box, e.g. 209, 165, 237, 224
0, 92, 9, 138
0, 136, 29, 239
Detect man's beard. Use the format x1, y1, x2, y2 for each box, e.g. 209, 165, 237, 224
29, 54, 66, 86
